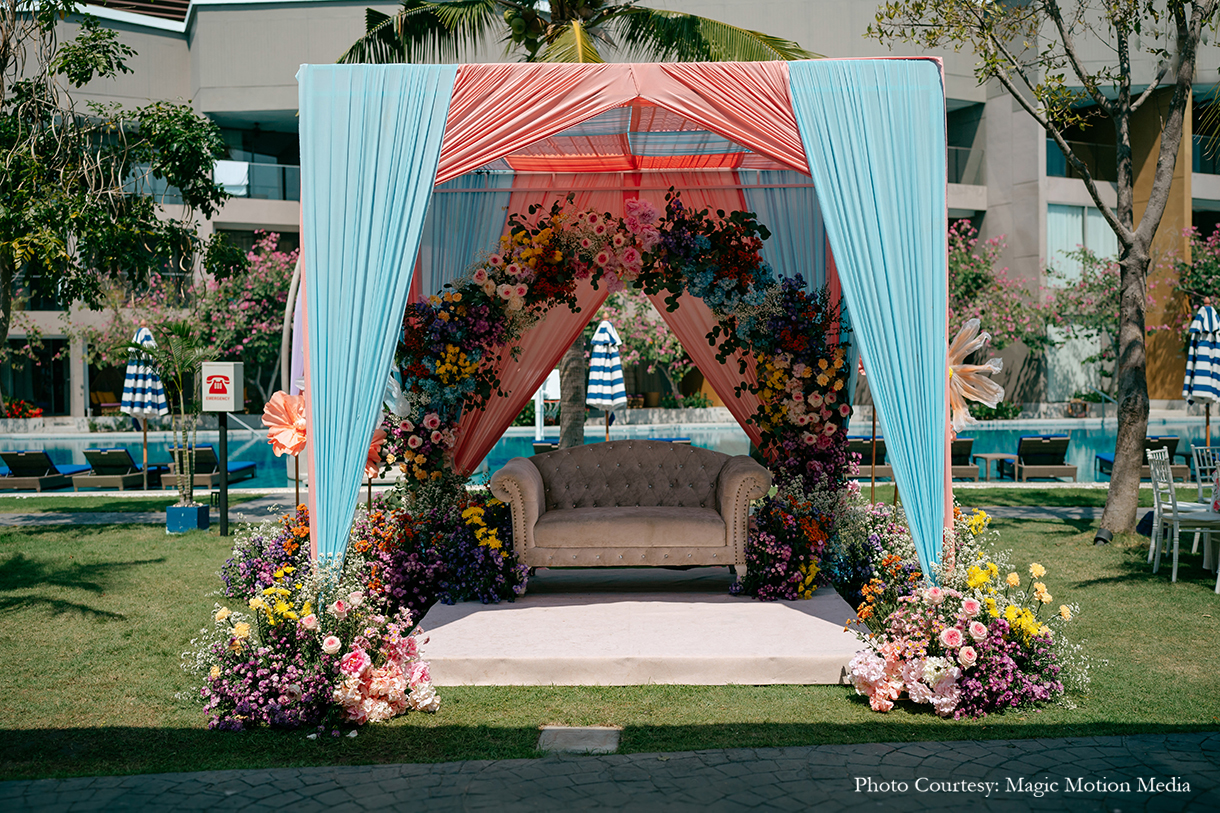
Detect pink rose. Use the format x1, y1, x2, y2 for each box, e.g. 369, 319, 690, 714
340, 648, 372, 677
791, 391, 804, 402
321, 635, 342, 655
594, 223, 608, 235
348, 591, 364, 608
482, 279, 496, 296
300, 613, 319, 631
822, 423, 837, 436
329, 599, 349, 619
839, 404, 852, 417
497, 284, 514, 300
488, 253, 503, 267
825, 391, 837, 404
514, 284, 528, 297
587, 213, 600, 225
939, 627, 964, 648
506, 263, 522, 277
612, 233, 626, 248
801, 432, 817, 446
402, 420, 414, 433
345, 703, 368, 724
423, 413, 441, 430
431, 430, 443, 443
926, 587, 945, 604
407, 660, 432, 687
580, 237, 593, 249
472, 268, 488, 284
968, 621, 989, 642
809, 393, 824, 408
958, 646, 978, 668
407, 435, 423, 450
961, 598, 981, 617
285, 683, 303, 703
594, 250, 611, 267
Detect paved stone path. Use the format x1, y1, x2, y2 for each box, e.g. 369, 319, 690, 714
2, 732, 1215, 811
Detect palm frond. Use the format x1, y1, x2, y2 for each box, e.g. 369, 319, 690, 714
540, 20, 606, 63
610, 8, 820, 62
338, 0, 501, 64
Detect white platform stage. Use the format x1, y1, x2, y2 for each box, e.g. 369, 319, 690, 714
419, 567, 861, 686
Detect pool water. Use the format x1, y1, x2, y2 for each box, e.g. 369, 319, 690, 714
0, 417, 1207, 489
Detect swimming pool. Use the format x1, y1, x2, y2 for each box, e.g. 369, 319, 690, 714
0, 416, 1206, 489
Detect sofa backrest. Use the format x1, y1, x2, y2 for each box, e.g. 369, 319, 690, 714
532, 440, 728, 511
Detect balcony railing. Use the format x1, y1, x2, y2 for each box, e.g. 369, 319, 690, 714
214, 160, 301, 201
947, 146, 984, 185
1046, 139, 1118, 182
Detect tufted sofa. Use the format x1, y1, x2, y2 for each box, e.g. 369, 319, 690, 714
490, 440, 772, 578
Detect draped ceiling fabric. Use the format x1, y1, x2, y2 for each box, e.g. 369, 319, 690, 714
297, 59, 950, 568
789, 59, 949, 575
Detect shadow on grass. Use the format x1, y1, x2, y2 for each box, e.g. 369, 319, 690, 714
0, 552, 165, 620
2, 720, 1218, 781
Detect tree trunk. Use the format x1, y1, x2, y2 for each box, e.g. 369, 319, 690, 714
1099, 245, 1152, 534
0, 254, 12, 412
558, 336, 586, 448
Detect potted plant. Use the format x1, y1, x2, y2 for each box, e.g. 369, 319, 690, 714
126, 321, 215, 532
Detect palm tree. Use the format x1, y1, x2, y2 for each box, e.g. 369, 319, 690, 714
340, 0, 818, 64
342, 1, 817, 447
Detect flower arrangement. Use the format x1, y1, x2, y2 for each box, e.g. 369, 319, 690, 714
844, 505, 1090, 718
732, 474, 834, 601
382, 191, 853, 599
3, 398, 43, 418
186, 507, 441, 731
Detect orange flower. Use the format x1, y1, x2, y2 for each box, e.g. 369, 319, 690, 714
262, 391, 307, 457
365, 428, 387, 479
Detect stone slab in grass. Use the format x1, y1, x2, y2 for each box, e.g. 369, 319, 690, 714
538, 726, 621, 754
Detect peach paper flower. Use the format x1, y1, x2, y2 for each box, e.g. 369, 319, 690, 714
261, 391, 307, 457
365, 428, 386, 479
947, 318, 1005, 435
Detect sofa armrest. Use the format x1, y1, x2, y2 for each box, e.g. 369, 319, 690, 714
715, 455, 772, 564
490, 457, 546, 553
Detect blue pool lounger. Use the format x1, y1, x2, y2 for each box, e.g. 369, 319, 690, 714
0, 451, 91, 492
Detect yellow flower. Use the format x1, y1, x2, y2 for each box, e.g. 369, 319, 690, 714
833, 379, 844, 391
233, 622, 251, 640
1006, 572, 1021, 587
209, 665, 220, 679
1003, 605, 1018, 623
817, 373, 829, 386
215, 607, 231, 622
1059, 604, 1072, 621
818, 358, 829, 371
985, 597, 999, 617
301, 601, 313, 617
1030, 563, 1047, 578
249, 597, 267, 611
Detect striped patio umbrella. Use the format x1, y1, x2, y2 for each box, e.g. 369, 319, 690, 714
1183, 302, 1220, 447
121, 327, 170, 489
588, 320, 628, 442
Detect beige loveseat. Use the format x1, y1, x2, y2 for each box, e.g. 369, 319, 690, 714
490, 440, 772, 578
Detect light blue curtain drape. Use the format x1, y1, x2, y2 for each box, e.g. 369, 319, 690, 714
418, 172, 514, 297
788, 59, 948, 574
741, 169, 859, 424
298, 64, 458, 560
740, 169, 826, 292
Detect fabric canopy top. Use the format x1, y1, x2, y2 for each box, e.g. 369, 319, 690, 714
297, 58, 950, 578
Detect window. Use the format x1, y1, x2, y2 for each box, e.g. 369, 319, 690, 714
1046, 203, 1119, 281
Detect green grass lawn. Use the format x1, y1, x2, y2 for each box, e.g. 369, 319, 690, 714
866, 484, 1199, 508
0, 494, 260, 514
1, 515, 1218, 780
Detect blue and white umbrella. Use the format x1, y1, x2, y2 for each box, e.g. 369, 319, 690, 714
588, 320, 627, 441
1183, 302, 1220, 446
121, 327, 169, 488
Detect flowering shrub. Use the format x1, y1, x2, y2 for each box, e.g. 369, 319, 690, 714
732, 474, 833, 601
844, 505, 1089, 718
3, 398, 43, 418
185, 507, 441, 731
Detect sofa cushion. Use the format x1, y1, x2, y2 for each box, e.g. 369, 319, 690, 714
532, 441, 727, 511
533, 506, 726, 549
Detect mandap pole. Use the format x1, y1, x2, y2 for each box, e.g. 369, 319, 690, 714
870, 408, 877, 503
142, 418, 149, 491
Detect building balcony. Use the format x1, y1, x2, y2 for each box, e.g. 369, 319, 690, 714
1046, 139, 1118, 183
214, 160, 301, 201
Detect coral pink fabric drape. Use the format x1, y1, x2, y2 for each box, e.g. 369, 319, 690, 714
437, 63, 808, 183
450, 180, 621, 473
632, 63, 808, 174
437, 64, 639, 185
636, 172, 763, 448
453, 278, 610, 473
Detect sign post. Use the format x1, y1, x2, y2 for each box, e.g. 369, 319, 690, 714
202, 362, 244, 536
